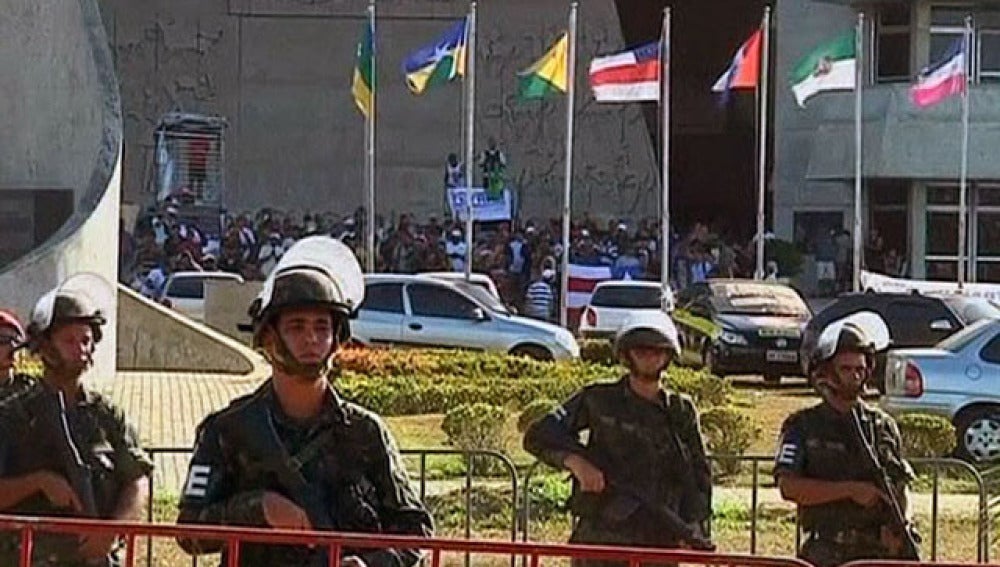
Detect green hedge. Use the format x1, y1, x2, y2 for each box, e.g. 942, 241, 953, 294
897, 413, 956, 458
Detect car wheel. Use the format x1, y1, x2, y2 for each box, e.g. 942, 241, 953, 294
510, 345, 554, 362
702, 345, 725, 378
763, 372, 782, 386
955, 407, 1000, 464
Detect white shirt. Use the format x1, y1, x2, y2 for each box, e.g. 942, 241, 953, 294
445, 240, 467, 272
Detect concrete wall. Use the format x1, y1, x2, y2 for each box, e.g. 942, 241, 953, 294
118, 285, 264, 373
0, 0, 122, 378
99, 0, 659, 222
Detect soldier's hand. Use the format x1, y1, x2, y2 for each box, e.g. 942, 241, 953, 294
880, 525, 905, 555
342, 557, 368, 567
78, 533, 117, 560
849, 482, 889, 508
261, 492, 312, 530
32, 471, 82, 511
564, 454, 606, 493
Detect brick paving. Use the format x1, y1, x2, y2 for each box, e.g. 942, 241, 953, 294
92, 370, 265, 494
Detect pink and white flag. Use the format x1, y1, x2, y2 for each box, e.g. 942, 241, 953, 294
588, 42, 661, 102
911, 37, 967, 108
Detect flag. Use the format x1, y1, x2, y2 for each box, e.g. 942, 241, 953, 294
588, 42, 660, 102
566, 264, 614, 323
712, 29, 762, 92
403, 18, 468, 95
352, 19, 375, 117
518, 33, 569, 100
789, 31, 856, 107
911, 37, 967, 108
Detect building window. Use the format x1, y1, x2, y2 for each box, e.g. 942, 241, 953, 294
868, 180, 909, 276
930, 6, 1000, 83
875, 3, 911, 83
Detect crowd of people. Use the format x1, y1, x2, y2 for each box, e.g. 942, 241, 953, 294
119, 197, 774, 319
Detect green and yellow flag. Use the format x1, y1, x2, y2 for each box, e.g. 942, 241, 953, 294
352, 19, 374, 117
518, 33, 569, 100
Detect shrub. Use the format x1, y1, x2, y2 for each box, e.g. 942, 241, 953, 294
579, 340, 616, 366
517, 399, 559, 433
897, 413, 956, 458
442, 403, 508, 453
665, 367, 732, 408
700, 406, 761, 476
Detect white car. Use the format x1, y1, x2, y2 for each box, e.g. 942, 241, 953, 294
159, 271, 245, 321
353, 274, 579, 360
579, 280, 675, 339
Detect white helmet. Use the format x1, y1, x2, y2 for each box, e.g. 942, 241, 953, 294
29, 272, 115, 344
614, 311, 681, 358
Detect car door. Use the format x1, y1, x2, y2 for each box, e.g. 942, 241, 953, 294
884, 299, 957, 347
164, 276, 205, 320
354, 283, 405, 345
403, 282, 489, 350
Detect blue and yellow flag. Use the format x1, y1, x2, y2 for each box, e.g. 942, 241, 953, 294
403, 18, 467, 95
352, 19, 374, 117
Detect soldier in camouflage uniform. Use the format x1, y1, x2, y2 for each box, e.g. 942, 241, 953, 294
0, 310, 33, 400
524, 311, 712, 567
0, 274, 153, 566
177, 236, 433, 567
776, 315, 918, 567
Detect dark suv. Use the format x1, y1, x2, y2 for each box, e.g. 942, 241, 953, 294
800, 293, 1000, 391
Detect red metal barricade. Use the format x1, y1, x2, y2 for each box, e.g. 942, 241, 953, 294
843, 563, 1000, 567
0, 514, 813, 567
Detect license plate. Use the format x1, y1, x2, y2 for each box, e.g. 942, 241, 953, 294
766, 350, 798, 363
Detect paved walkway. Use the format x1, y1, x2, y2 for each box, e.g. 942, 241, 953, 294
93, 371, 263, 492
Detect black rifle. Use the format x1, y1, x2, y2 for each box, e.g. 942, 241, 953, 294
850, 405, 921, 560
52, 391, 99, 516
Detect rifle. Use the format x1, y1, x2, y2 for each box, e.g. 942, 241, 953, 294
52, 391, 99, 517
567, 451, 715, 551
850, 405, 921, 560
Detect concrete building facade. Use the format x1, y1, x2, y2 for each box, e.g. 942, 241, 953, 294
774, 0, 1000, 283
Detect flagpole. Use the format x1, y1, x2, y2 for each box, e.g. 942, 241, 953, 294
660, 8, 672, 301
755, 6, 771, 280
464, 3, 477, 282
366, 0, 377, 274
852, 12, 864, 291
560, 2, 578, 328
958, 15, 972, 289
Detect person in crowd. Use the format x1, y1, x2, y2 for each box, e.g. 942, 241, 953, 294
524, 269, 556, 322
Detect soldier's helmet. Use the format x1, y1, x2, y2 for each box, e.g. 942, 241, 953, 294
248, 235, 364, 347
27, 273, 114, 345
805, 310, 891, 376
614, 311, 682, 360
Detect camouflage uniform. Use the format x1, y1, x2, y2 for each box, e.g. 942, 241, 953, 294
177, 379, 433, 567
524, 377, 712, 567
775, 401, 914, 567
0, 381, 154, 567
0, 373, 34, 401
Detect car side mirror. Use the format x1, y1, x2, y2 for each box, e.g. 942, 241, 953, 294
472, 307, 489, 322
930, 319, 954, 332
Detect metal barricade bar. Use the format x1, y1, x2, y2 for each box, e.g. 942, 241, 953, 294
0, 514, 815, 567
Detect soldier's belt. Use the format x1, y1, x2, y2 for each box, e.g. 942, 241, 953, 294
810, 528, 882, 547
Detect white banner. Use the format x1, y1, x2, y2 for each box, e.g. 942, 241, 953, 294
861, 270, 1000, 301
447, 187, 513, 222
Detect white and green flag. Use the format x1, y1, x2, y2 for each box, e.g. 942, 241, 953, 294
790, 31, 856, 107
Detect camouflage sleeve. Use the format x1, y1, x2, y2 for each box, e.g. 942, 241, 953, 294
360, 417, 434, 567
102, 403, 154, 483
678, 396, 712, 495
773, 413, 807, 478
176, 416, 267, 555
522, 386, 592, 469
880, 414, 915, 486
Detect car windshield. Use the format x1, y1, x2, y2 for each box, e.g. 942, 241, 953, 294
944, 297, 1000, 324
590, 286, 663, 309
708, 282, 809, 316
165, 278, 204, 299
937, 318, 994, 352
450, 281, 510, 315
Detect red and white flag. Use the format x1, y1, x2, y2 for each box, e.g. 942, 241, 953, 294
565, 264, 614, 325
911, 37, 967, 108
588, 42, 661, 102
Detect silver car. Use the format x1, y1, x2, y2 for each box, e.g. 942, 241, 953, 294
883, 318, 1000, 463
353, 274, 579, 360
